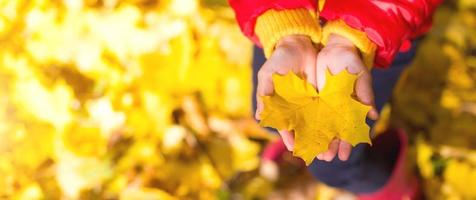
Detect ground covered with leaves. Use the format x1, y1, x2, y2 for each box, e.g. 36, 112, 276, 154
0, 0, 270, 199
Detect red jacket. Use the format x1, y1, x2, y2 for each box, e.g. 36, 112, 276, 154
229, 0, 442, 68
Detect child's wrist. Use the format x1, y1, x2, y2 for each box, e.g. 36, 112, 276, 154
322, 20, 377, 68
326, 34, 356, 48
276, 35, 313, 49
325, 34, 359, 54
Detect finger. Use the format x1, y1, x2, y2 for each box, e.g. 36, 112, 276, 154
322, 138, 339, 162
354, 70, 374, 105
355, 70, 378, 120
317, 153, 324, 160
278, 130, 295, 151
302, 53, 318, 88
255, 93, 263, 120
315, 53, 328, 92
368, 108, 379, 120
255, 67, 274, 120
338, 141, 352, 161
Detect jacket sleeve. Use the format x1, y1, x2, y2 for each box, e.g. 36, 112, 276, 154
320, 0, 443, 68
228, 0, 322, 58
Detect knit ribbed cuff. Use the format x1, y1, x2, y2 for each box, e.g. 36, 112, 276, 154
322, 20, 377, 68
255, 8, 322, 58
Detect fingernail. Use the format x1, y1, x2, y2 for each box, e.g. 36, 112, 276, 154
316, 154, 323, 160
339, 154, 349, 161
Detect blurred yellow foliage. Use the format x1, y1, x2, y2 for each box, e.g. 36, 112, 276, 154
392, 2, 476, 199
2, 0, 475, 199
444, 159, 476, 198
0, 0, 269, 199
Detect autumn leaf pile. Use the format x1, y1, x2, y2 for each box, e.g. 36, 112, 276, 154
391, 1, 476, 199
0, 0, 276, 199
260, 71, 371, 165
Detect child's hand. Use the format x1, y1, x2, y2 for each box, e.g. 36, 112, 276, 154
256, 35, 318, 152
315, 33, 379, 162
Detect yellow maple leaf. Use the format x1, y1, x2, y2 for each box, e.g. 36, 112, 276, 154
259, 70, 371, 165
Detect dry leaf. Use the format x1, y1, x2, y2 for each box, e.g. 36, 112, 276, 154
260, 70, 371, 165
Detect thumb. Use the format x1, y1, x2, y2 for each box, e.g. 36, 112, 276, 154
355, 71, 379, 120
315, 55, 328, 92
302, 54, 317, 89
278, 130, 295, 151
255, 69, 274, 120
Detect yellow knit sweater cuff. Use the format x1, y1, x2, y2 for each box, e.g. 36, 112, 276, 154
255, 8, 322, 58
322, 20, 377, 68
